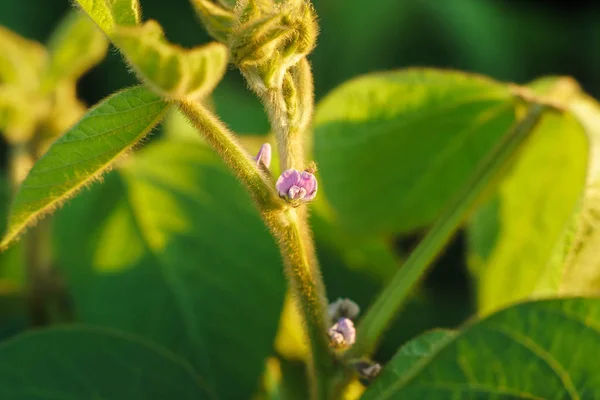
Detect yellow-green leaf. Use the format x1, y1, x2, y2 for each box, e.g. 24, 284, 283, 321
313, 68, 515, 237
74, 0, 228, 100
0, 27, 46, 143
74, 0, 141, 35
467, 111, 588, 315
41, 83, 88, 143
0, 86, 40, 143
0, 86, 170, 250
113, 20, 228, 100
189, 0, 237, 43
0, 26, 46, 91
559, 95, 600, 296
43, 10, 109, 90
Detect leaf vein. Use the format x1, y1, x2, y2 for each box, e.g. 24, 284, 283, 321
484, 324, 579, 400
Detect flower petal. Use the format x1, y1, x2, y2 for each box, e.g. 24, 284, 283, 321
276, 169, 301, 196
328, 317, 356, 349
254, 143, 272, 168
299, 171, 317, 194
288, 185, 307, 200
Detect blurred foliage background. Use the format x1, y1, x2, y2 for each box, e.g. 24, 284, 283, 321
3, 0, 599, 132
1, 0, 598, 369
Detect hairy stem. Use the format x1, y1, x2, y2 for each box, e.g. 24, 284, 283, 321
347, 103, 548, 360
265, 206, 334, 400
262, 58, 314, 171
178, 95, 334, 398
177, 100, 281, 210
260, 59, 335, 398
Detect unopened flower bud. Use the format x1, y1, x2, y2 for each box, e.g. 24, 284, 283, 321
254, 143, 272, 169
353, 360, 382, 385
328, 298, 360, 321
276, 168, 317, 204
328, 317, 356, 350
190, 0, 237, 43
229, 0, 318, 91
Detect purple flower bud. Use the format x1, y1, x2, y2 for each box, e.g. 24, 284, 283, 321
276, 169, 318, 203
254, 143, 272, 169
353, 360, 382, 384
328, 298, 360, 321
328, 317, 356, 350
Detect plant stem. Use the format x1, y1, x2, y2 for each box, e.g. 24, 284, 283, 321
177, 100, 281, 210
265, 206, 334, 400
177, 100, 335, 398
263, 58, 314, 171
24, 219, 54, 326
346, 103, 548, 360
260, 60, 336, 398
9, 142, 52, 326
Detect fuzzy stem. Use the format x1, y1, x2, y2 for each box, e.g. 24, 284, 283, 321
346, 103, 548, 360
265, 206, 334, 400
263, 58, 314, 171
266, 90, 304, 170
258, 59, 335, 398
177, 100, 281, 210
178, 97, 334, 399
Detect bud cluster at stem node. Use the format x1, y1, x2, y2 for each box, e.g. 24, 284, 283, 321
191, 0, 318, 94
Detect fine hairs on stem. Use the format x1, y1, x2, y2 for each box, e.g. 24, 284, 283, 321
257, 59, 335, 397
263, 59, 315, 172
177, 95, 335, 399
147, 1, 334, 397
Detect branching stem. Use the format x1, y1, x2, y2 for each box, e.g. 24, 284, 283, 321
177, 99, 335, 399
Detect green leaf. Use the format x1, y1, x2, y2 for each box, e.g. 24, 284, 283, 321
0, 86, 40, 143
0, 326, 214, 399
43, 10, 109, 90
313, 68, 515, 237
0, 26, 46, 90
311, 191, 403, 282
0, 26, 46, 143
557, 93, 600, 296
361, 298, 600, 399
0, 174, 26, 342
75, 0, 228, 100
54, 140, 285, 399
365, 329, 455, 395
113, 20, 228, 100
347, 103, 547, 359
190, 0, 236, 43
467, 111, 588, 315
74, 0, 141, 35
0, 174, 24, 292
0, 86, 169, 249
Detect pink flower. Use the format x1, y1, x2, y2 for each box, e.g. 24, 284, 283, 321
276, 169, 318, 203
328, 317, 356, 350
254, 143, 272, 169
